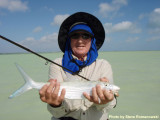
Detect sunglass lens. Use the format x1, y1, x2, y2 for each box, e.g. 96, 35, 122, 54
70, 33, 93, 39
81, 33, 91, 39
70, 33, 79, 39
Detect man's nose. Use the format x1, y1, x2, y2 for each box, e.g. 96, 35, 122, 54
77, 36, 83, 43
77, 36, 84, 42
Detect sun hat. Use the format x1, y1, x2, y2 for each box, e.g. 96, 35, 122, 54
68, 23, 94, 39
62, 23, 98, 74
58, 12, 105, 52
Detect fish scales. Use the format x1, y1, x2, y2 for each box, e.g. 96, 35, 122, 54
9, 64, 120, 99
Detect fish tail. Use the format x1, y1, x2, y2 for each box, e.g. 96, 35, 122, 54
9, 64, 35, 99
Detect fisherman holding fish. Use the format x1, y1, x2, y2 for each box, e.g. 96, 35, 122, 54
39, 12, 118, 120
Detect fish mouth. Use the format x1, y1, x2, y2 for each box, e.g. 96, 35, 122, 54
116, 86, 120, 90
114, 85, 120, 91
111, 85, 120, 93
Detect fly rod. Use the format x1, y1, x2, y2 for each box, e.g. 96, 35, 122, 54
0, 35, 90, 81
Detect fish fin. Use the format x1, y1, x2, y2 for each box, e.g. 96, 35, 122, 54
9, 64, 34, 99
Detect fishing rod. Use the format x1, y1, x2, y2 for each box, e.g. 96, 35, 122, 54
0, 35, 90, 81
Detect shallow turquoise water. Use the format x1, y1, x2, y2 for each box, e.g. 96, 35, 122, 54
0, 51, 160, 120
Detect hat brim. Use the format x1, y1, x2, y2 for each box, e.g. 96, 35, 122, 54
58, 12, 105, 52
68, 30, 94, 38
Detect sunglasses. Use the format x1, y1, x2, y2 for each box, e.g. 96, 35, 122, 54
69, 33, 93, 40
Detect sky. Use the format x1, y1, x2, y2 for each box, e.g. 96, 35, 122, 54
0, 0, 160, 53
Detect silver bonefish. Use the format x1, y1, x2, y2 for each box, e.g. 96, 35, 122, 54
9, 64, 120, 99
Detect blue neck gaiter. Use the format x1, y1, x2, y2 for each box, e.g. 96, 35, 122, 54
62, 24, 98, 74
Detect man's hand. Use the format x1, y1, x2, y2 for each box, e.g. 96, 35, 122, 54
83, 77, 114, 104
39, 79, 65, 107
99, 77, 109, 82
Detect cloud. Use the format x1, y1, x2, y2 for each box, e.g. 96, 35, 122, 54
99, 3, 114, 13
44, 6, 54, 13
104, 21, 141, 34
112, 0, 127, 5
148, 28, 160, 34
33, 26, 42, 33
138, 8, 160, 35
0, 0, 28, 12
138, 13, 148, 20
144, 8, 160, 36
51, 14, 69, 26
23, 37, 35, 42
99, 0, 128, 17
112, 21, 132, 31
147, 36, 160, 42
20, 33, 59, 52
148, 8, 160, 28
154, 8, 160, 14
126, 37, 139, 43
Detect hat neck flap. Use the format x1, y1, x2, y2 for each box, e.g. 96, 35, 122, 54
62, 24, 98, 74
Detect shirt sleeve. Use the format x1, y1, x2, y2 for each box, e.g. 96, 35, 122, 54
47, 58, 83, 118
47, 101, 70, 118
100, 59, 114, 84
48, 58, 64, 82
94, 59, 116, 112
47, 58, 69, 118
94, 98, 117, 113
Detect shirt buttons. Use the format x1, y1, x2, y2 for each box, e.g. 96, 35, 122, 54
65, 109, 68, 113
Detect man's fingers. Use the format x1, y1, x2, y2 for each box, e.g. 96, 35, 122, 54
96, 85, 105, 102
92, 87, 99, 103
103, 90, 114, 101
83, 92, 93, 102
39, 84, 49, 102
48, 79, 57, 82
46, 81, 55, 99
83, 92, 90, 100
59, 88, 66, 102
114, 92, 119, 97
52, 82, 60, 98
100, 77, 109, 82
40, 96, 47, 102
39, 84, 48, 97
39, 80, 65, 106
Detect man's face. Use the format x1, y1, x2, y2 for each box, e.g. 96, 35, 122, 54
70, 32, 92, 58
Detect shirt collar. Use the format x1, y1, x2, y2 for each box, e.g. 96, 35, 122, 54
72, 54, 87, 61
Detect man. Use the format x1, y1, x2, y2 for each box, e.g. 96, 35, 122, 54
39, 12, 117, 120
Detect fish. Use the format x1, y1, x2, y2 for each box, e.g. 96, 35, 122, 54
9, 64, 120, 99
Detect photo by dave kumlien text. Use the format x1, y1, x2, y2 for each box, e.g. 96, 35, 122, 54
108, 115, 159, 119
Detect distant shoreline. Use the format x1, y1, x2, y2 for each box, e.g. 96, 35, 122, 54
0, 50, 160, 55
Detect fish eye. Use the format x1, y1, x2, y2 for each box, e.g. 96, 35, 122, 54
105, 83, 108, 86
